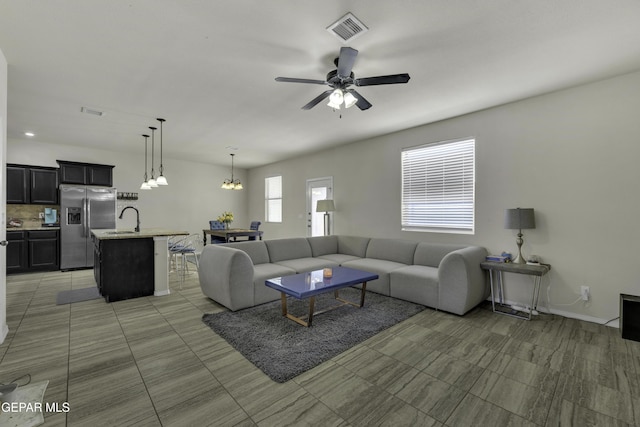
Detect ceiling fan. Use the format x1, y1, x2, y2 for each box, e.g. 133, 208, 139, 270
275, 46, 410, 111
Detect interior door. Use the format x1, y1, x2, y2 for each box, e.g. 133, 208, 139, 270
306, 177, 333, 237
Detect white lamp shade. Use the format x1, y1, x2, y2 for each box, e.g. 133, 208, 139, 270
140, 181, 152, 190
316, 199, 335, 212
147, 178, 158, 188
155, 175, 168, 185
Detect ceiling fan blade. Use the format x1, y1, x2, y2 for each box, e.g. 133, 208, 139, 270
348, 90, 372, 110
275, 77, 328, 85
355, 73, 411, 86
337, 47, 358, 77
301, 90, 333, 110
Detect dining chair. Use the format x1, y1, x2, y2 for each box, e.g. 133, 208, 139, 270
209, 220, 226, 244
168, 234, 201, 289
248, 221, 261, 240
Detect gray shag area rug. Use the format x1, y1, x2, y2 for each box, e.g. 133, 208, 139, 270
56, 287, 102, 305
202, 288, 425, 383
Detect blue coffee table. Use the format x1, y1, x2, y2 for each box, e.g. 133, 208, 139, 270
265, 266, 379, 327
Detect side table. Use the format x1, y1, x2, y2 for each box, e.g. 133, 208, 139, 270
480, 261, 551, 320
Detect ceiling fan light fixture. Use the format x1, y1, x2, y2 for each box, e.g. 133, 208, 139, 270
343, 91, 358, 108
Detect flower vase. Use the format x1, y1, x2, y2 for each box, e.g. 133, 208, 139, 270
225, 222, 230, 230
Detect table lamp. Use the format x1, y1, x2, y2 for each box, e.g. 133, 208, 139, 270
504, 208, 535, 264
316, 200, 335, 236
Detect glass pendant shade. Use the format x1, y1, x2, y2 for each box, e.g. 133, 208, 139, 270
141, 134, 152, 190
343, 91, 358, 108
327, 89, 343, 109
156, 118, 168, 185
148, 126, 158, 187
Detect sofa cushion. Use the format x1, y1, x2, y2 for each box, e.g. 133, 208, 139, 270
337, 236, 370, 257
365, 238, 418, 265
390, 265, 439, 308
223, 241, 270, 265
308, 235, 338, 257
274, 257, 338, 273
265, 238, 312, 262
341, 258, 408, 295
253, 263, 296, 305
413, 242, 466, 267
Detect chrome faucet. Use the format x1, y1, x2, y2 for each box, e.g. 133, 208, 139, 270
119, 206, 140, 232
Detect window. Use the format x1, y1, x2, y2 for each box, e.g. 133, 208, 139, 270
401, 138, 475, 234
265, 176, 282, 222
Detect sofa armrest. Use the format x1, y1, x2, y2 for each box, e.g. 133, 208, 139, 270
438, 246, 488, 315
198, 245, 255, 311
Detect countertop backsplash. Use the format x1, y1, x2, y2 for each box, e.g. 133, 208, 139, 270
7, 204, 60, 229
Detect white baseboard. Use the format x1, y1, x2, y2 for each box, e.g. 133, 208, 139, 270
488, 297, 619, 328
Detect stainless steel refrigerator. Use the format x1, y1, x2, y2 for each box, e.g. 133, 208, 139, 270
60, 184, 117, 270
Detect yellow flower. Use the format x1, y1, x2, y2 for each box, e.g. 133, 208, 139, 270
217, 211, 234, 223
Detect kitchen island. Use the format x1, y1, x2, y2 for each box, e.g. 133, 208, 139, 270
92, 229, 188, 302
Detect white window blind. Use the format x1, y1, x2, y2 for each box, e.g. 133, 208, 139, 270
401, 138, 475, 234
265, 176, 282, 223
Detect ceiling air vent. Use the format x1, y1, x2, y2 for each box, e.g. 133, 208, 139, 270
326, 12, 368, 43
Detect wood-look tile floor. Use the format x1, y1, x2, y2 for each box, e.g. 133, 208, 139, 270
2, 269, 640, 426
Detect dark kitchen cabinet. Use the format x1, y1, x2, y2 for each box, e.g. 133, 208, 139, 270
57, 160, 114, 186
6, 231, 28, 273
93, 237, 154, 302
29, 168, 58, 204
6, 164, 57, 204
6, 230, 59, 274
28, 230, 59, 271
7, 166, 29, 204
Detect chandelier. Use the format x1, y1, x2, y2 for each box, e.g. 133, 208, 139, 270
221, 153, 243, 190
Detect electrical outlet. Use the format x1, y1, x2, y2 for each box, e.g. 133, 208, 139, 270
39, 212, 44, 219
580, 286, 590, 301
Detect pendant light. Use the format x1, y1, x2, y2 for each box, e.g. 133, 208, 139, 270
140, 134, 152, 190
155, 118, 168, 185
147, 126, 158, 187
221, 153, 243, 190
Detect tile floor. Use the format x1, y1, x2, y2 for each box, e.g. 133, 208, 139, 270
1, 269, 640, 426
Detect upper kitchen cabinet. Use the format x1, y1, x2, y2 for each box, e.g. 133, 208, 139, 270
7, 164, 58, 205
30, 167, 59, 204
7, 165, 29, 204
57, 160, 114, 187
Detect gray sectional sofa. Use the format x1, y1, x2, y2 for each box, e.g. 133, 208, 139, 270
198, 235, 488, 315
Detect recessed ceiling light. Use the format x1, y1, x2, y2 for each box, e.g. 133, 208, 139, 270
24, 132, 35, 137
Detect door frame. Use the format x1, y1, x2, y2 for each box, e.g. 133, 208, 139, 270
306, 177, 333, 237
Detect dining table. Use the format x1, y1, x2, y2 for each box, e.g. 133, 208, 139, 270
202, 228, 264, 245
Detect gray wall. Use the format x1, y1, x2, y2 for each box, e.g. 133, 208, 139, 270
247, 70, 640, 323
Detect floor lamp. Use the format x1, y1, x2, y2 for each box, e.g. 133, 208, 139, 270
504, 208, 536, 264
316, 200, 335, 236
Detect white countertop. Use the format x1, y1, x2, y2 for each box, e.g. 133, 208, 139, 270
92, 228, 188, 240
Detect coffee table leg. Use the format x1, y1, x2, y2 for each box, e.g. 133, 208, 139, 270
280, 292, 287, 316
359, 282, 367, 307
307, 296, 315, 327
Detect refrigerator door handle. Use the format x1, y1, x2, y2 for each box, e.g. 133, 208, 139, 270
82, 198, 88, 238
86, 198, 92, 237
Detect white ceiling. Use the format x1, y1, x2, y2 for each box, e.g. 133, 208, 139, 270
2, 0, 640, 168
